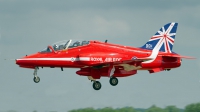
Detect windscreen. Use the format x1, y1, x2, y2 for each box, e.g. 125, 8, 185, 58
40, 39, 90, 52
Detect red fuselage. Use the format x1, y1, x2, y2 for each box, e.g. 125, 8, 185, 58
16, 40, 181, 78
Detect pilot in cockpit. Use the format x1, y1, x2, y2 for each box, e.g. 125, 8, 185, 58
53, 44, 59, 51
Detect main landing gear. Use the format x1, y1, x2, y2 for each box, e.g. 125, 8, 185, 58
33, 67, 40, 83
91, 77, 119, 90
92, 81, 102, 90
109, 77, 118, 86
31, 67, 119, 90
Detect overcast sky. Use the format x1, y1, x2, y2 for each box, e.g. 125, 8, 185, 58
0, 0, 200, 112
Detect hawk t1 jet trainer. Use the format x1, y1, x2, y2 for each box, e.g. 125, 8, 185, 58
16, 22, 194, 90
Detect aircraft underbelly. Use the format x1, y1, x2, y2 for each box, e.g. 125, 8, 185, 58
119, 64, 142, 71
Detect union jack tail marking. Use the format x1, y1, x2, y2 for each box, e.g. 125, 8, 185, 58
141, 22, 178, 53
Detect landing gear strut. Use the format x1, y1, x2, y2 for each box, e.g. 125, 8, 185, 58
33, 67, 40, 83
93, 81, 101, 90
109, 77, 118, 86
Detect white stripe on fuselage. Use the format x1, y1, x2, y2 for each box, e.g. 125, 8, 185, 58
79, 57, 90, 61
17, 57, 90, 61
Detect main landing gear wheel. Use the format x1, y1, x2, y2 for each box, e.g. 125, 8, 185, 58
110, 77, 118, 86
33, 76, 40, 83
93, 81, 102, 90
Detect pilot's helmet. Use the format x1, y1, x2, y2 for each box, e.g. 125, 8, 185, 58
53, 44, 59, 49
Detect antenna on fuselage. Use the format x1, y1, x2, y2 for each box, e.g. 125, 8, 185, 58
105, 40, 108, 43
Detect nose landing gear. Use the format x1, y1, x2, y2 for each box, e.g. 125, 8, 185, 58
33, 67, 40, 83
33, 76, 40, 83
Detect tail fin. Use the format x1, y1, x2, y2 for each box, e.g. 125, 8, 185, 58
141, 22, 178, 53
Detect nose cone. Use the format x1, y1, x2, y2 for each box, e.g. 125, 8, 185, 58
16, 53, 39, 68
16, 59, 19, 65
16, 57, 36, 69
16, 58, 28, 66
16, 59, 22, 65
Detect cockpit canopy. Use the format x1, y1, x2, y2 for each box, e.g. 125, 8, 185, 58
41, 39, 89, 53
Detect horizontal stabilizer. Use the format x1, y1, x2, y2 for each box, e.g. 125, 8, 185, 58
161, 54, 196, 59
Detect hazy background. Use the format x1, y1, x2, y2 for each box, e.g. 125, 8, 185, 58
0, 0, 200, 112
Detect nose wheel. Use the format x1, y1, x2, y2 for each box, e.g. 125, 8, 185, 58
93, 81, 101, 90
109, 77, 118, 86
33, 67, 40, 83
33, 76, 40, 83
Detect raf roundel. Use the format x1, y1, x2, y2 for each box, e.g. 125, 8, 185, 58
71, 57, 75, 62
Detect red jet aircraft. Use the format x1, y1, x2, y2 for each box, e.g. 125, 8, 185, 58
16, 22, 194, 90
